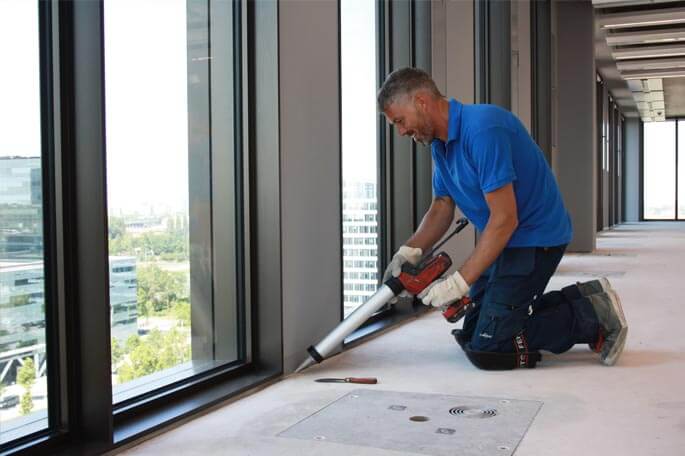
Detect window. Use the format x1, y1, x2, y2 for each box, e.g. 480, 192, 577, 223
0, 0, 51, 444
1, 0, 284, 452
678, 121, 685, 219
105, 0, 245, 404
340, 0, 380, 317
643, 121, 676, 219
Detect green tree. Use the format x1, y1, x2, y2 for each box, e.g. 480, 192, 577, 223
17, 358, 36, 389
111, 337, 124, 366
171, 300, 191, 327
136, 286, 150, 320
137, 265, 187, 314
117, 329, 190, 383
106, 218, 189, 261
118, 337, 159, 383
126, 334, 141, 353
17, 358, 36, 415
108, 216, 127, 240
20, 393, 33, 415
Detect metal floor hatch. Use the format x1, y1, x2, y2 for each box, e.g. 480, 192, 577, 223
279, 389, 543, 456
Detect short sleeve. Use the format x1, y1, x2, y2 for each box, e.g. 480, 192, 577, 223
468, 127, 517, 193
432, 166, 449, 198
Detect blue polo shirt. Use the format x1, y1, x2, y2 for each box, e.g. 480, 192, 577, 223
431, 100, 572, 247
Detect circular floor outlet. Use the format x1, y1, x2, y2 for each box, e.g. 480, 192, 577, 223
314, 436, 326, 441
498, 445, 510, 451
409, 415, 430, 422
499, 400, 511, 404
449, 406, 498, 418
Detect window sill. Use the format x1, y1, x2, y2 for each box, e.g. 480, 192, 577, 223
21, 364, 281, 456
111, 364, 280, 446
344, 299, 429, 349
0, 410, 48, 446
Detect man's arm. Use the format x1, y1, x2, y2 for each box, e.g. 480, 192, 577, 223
405, 195, 456, 253
458, 183, 518, 285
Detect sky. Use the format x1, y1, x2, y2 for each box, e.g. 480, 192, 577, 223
104, 0, 189, 215
0, 0, 41, 158
643, 120, 684, 218
1, 0, 380, 215
341, 0, 379, 183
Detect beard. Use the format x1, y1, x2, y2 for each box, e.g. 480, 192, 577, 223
412, 114, 434, 145
412, 134, 431, 145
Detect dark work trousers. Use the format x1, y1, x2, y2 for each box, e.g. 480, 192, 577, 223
462, 245, 601, 354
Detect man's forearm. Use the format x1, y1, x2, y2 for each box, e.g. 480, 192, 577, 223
405, 197, 455, 253
458, 215, 517, 285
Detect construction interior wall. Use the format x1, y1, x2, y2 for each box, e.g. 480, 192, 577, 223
553, 0, 597, 252
279, 0, 342, 373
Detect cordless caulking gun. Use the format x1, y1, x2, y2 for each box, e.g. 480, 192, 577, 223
295, 217, 474, 373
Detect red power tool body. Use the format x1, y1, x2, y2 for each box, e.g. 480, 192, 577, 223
441, 296, 475, 323
394, 217, 475, 324
398, 252, 453, 295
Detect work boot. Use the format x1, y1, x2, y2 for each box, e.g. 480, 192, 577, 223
576, 277, 613, 297
587, 289, 628, 366
578, 278, 618, 352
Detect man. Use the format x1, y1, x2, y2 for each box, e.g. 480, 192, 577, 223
379, 68, 627, 369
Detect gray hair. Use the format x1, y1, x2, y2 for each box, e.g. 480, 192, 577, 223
377, 67, 442, 111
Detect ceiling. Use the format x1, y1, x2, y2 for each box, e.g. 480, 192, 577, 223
593, 0, 685, 121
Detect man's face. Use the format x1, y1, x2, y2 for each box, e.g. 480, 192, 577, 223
383, 96, 435, 145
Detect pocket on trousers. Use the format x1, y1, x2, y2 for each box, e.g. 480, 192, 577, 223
477, 303, 513, 342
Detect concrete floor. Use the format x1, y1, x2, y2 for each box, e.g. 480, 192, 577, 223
120, 222, 685, 456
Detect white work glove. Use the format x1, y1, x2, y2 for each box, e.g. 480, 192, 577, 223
417, 270, 470, 307
382, 245, 422, 302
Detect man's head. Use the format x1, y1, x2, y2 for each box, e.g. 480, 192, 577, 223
377, 67, 444, 145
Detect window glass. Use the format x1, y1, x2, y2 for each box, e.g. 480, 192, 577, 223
678, 120, 685, 219
105, 0, 242, 403
0, 0, 50, 443
341, 0, 379, 318
643, 121, 676, 219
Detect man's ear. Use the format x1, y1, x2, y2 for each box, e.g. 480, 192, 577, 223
413, 92, 429, 112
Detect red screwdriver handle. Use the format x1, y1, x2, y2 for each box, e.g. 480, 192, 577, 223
346, 377, 378, 384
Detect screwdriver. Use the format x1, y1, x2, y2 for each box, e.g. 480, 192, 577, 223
315, 377, 378, 384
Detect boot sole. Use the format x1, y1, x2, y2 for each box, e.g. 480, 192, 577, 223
602, 325, 628, 366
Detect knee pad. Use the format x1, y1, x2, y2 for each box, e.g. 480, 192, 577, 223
452, 329, 541, 370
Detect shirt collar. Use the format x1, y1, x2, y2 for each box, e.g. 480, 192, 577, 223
447, 98, 461, 144
432, 99, 462, 150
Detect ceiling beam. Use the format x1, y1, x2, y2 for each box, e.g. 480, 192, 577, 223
616, 57, 685, 71
612, 44, 685, 60
599, 7, 685, 29
606, 27, 685, 46
592, 0, 682, 8
622, 68, 685, 79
